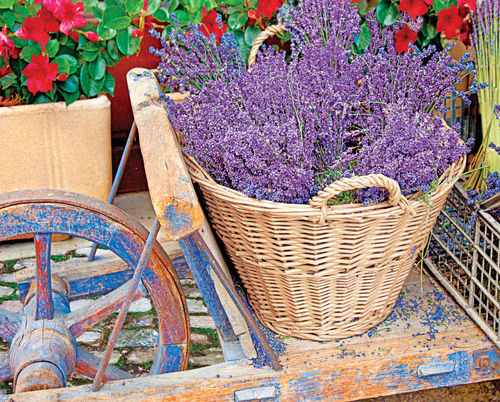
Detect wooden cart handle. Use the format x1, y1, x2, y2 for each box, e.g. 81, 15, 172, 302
248, 24, 286, 68
309, 174, 416, 219
127, 68, 204, 240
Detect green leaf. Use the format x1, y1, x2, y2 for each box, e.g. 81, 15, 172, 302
82, 50, 99, 62
152, 8, 168, 22
166, 0, 178, 15
20, 44, 42, 62
53, 54, 79, 74
103, 6, 131, 30
376, 0, 399, 27
0, 73, 16, 89
146, 0, 161, 15
59, 74, 79, 93
125, 0, 142, 15
82, 0, 98, 10
107, 39, 122, 61
33, 94, 52, 104
433, 0, 457, 13
234, 30, 250, 67
354, 22, 371, 53
182, 0, 201, 14
202, 0, 217, 10
116, 27, 140, 56
356, 0, 381, 18
224, 0, 242, 5
0, 10, 15, 27
0, 0, 16, 10
104, 0, 123, 8
88, 55, 106, 80
97, 23, 116, 40
102, 51, 117, 66
102, 71, 115, 96
80, 63, 105, 98
244, 25, 261, 48
60, 89, 81, 105
172, 9, 190, 25
46, 39, 59, 57
421, 15, 438, 39
55, 58, 70, 75
227, 7, 247, 31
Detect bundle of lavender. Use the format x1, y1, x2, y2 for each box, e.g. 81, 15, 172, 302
466, 0, 500, 193
154, 0, 473, 205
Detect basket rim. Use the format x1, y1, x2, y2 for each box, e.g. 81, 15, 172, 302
185, 154, 466, 219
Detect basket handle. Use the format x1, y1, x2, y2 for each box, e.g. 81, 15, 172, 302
309, 174, 416, 221
248, 24, 287, 68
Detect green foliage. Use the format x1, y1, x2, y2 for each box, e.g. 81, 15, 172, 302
0, 0, 154, 105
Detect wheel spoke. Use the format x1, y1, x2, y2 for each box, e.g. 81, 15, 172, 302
0, 307, 21, 342
75, 347, 132, 382
34, 233, 54, 320
65, 281, 146, 338
0, 360, 11, 382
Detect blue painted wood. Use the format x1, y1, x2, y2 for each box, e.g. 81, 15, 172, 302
0, 192, 190, 376
0, 308, 21, 342
91, 218, 161, 391
75, 346, 132, 382
150, 336, 184, 375
179, 236, 236, 342
34, 233, 54, 320
0, 362, 11, 382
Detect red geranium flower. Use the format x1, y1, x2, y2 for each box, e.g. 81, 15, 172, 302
398, 0, 428, 20
54, 0, 87, 35
36, 8, 60, 33
394, 25, 418, 53
16, 17, 50, 46
423, 0, 433, 5
199, 6, 227, 44
0, 26, 18, 60
22, 54, 59, 95
35, 0, 60, 14
257, 0, 284, 19
437, 6, 464, 38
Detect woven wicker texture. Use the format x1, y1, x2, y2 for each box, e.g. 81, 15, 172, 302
180, 25, 467, 340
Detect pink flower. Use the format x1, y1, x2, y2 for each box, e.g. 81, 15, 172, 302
0, 26, 18, 60
16, 17, 50, 46
458, 0, 476, 13
36, 7, 60, 33
85, 31, 99, 42
54, 0, 87, 35
22, 54, 59, 95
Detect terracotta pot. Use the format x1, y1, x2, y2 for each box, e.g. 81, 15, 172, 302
0, 95, 112, 201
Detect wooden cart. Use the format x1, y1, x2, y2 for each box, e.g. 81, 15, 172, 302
0, 68, 498, 401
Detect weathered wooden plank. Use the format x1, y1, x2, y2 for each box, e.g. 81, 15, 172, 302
66, 282, 147, 338
16, 253, 133, 301
0, 362, 11, 382
127, 68, 204, 241
0, 307, 21, 342
33, 233, 54, 320
74, 346, 133, 382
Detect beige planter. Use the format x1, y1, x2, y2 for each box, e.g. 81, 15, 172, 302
0, 95, 112, 201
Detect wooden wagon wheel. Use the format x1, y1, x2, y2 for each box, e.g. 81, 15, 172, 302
0, 189, 190, 393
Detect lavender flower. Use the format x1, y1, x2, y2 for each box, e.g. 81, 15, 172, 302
160, 0, 471, 205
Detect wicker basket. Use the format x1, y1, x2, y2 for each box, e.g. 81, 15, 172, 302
185, 154, 465, 340
181, 26, 466, 340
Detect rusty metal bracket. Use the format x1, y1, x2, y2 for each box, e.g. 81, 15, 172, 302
473, 348, 500, 375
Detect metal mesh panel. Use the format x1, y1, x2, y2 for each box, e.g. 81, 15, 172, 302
425, 185, 500, 346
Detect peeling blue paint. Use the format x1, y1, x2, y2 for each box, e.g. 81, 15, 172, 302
163, 204, 193, 236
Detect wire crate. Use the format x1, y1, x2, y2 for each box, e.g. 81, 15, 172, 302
425, 183, 500, 348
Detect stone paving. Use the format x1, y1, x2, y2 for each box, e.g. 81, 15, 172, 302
0, 252, 224, 394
